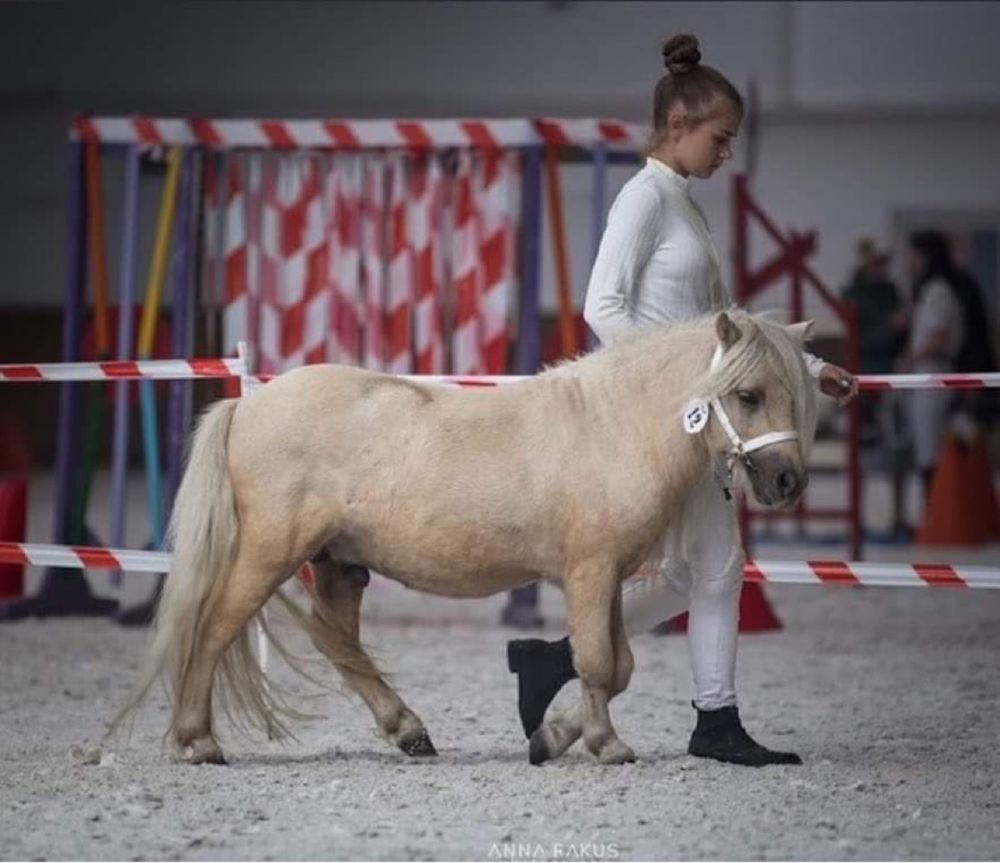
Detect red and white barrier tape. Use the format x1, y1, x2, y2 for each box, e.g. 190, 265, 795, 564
2, 542, 997, 589
0, 358, 245, 382
407, 373, 1000, 391
70, 116, 645, 151
0, 542, 170, 573
856, 373, 1000, 390
3, 360, 998, 391
743, 559, 1000, 589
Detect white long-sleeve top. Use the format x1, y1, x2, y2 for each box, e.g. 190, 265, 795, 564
583, 158, 825, 377
909, 277, 964, 371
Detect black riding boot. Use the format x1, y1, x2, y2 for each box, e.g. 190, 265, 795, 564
506, 636, 577, 738
688, 704, 802, 767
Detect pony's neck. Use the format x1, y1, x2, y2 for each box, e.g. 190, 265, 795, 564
580, 327, 717, 496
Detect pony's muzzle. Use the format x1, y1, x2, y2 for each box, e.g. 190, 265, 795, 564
752, 453, 807, 508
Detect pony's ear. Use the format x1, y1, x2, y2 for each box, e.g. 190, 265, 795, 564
715, 312, 742, 350
786, 320, 815, 344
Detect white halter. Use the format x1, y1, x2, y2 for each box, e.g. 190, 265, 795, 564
685, 346, 800, 481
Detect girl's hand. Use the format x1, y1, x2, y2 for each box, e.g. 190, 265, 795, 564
819, 364, 858, 406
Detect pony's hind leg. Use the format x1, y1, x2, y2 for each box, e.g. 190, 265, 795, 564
530, 573, 635, 766
173, 545, 290, 764
309, 558, 436, 757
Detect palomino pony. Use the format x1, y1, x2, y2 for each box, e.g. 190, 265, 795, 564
112, 310, 816, 766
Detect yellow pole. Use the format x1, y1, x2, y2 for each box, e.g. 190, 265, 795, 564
138, 147, 182, 356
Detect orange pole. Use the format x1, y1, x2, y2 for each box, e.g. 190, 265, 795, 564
544, 146, 578, 357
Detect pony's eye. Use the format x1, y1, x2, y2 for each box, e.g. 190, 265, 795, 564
736, 390, 761, 408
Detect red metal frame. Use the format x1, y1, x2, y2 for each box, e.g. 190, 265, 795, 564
731, 174, 863, 559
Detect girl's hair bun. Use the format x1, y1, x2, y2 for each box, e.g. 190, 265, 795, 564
662, 34, 701, 75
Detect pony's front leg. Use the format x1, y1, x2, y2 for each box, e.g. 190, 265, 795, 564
530, 590, 635, 765
530, 564, 635, 766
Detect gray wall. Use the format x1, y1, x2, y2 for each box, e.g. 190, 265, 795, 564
2, 1, 999, 331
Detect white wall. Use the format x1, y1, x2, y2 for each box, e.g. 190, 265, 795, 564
792, 2, 1000, 109
1, 0, 999, 339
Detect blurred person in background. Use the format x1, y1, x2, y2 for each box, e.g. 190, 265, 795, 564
947, 234, 999, 432
842, 237, 910, 538
841, 237, 907, 443
905, 230, 968, 495
842, 237, 907, 383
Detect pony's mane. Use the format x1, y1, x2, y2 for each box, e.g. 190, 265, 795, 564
545, 310, 817, 457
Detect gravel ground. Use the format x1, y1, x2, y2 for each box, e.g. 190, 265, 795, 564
2, 574, 999, 862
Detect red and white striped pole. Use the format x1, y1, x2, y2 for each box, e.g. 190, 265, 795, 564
71, 116, 652, 151
856, 373, 1000, 390
3, 361, 999, 393
0, 358, 245, 382
5, 541, 998, 590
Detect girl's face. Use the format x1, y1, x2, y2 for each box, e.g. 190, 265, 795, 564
671, 101, 741, 179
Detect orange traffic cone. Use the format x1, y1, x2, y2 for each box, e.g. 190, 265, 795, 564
918, 435, 1000, 545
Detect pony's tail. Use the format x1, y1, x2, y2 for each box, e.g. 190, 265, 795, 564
108, 398, 241, 741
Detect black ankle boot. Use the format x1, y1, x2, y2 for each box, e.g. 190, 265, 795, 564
688, 705, 802, 767
506, 637, 577, 738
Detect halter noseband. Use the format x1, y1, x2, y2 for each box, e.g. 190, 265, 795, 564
709, 395, 800, 477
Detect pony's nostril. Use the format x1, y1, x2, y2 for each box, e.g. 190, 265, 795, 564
776, 470, 799, 498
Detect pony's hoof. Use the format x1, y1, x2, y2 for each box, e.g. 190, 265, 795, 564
597, 739, 636, 765
183, 738, 227, 765
528, 728, 551, 766
399, 730, 437, 757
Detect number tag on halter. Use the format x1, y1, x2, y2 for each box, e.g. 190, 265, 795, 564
682, 398, 710, 434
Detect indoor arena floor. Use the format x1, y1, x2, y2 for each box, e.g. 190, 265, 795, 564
1, 470, 998, 860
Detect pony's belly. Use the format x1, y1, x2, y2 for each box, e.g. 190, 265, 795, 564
375, 569, 539, 599
329, 514, 556, 598
376, 563, 543, 599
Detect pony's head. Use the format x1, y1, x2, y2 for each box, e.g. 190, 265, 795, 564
696, 310, 817, 508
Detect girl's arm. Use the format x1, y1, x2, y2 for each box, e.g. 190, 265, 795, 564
583, 183, 662, 346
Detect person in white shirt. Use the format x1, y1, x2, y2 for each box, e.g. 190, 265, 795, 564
508, 34, 857, 767
905, 231, 967, 493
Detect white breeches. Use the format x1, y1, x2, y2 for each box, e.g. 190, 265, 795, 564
620, 472, 743, 710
